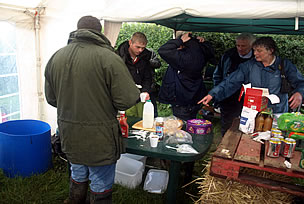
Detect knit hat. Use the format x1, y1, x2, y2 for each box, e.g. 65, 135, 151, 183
77, 16, 102, 32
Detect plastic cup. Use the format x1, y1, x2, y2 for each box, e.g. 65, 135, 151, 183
149, 135, 159, 148
140, 92, 148, 102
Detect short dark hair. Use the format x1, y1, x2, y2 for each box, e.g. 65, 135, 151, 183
131, 32, 148, 44
77, 16, 102, 32
253, 37, 277, 54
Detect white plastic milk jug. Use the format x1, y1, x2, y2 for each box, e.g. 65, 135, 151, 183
143, 100, 154, 128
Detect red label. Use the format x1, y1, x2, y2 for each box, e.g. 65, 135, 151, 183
121, 126, 128, 138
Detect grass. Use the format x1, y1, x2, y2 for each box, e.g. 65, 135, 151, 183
0, 117, 222, 204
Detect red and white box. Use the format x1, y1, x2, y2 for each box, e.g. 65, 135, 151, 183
239, 84, 279, 112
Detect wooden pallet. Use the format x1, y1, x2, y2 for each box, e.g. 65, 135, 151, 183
210, 119, 304, 197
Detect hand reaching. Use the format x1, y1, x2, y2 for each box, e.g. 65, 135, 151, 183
197, 94, 213, 106
289, 92, 303, 109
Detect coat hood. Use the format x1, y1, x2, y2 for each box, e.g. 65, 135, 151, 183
68, 29, 114, 51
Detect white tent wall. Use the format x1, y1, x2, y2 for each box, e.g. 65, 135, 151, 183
0, 5, 40, 122
16, 25, 39, 120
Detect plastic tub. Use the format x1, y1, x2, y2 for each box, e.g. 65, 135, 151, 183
143, 169, 169, 194
186, 119, 212, 135
121, 153, 147, 167
0, 120, 52, 177
115, 156, 144, 189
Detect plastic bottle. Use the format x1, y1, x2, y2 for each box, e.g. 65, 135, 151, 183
155, 117, 164, 140
119, 111, 129, 138
255, 113, 264, 132
143, 100, 154, 128
263, 114, 273, 132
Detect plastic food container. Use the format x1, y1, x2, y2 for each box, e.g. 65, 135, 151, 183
186, 119, 212, 135
114, 156, 144, 189
143, 169, 169, 194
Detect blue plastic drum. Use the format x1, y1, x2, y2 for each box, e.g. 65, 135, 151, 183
0, 120, 52, 177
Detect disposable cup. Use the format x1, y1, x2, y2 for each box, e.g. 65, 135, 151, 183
150, 135, 159, 148
140, 92, 148, 102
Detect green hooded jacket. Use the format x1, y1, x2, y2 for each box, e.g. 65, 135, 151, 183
45, 29, 140, 166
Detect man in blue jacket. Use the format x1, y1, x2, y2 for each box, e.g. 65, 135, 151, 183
158, 32, 214, 121
213, 33, 256, 136
199, 37, 304, 116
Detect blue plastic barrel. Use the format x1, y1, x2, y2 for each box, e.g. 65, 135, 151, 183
0, 120, 52, 177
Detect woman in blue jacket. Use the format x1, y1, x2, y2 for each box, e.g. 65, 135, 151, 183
199, 37, 304, 113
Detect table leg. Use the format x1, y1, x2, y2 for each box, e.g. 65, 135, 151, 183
166, 160, 181, 204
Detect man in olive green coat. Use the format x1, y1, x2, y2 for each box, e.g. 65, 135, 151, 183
44, 16, 139, 204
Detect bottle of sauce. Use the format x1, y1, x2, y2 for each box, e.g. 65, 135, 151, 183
155, 117, 164, 140
255, 113, 264, 132
119, 111, 129, 138
263, 114, 273, 132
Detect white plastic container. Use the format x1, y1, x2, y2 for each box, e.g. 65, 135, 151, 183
143, 100, 154, 128
121, 153, 147, 167
143, 169, 169, 194
115, 156, 144, 189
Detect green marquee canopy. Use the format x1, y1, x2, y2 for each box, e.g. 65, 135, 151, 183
150, 14, 304, 35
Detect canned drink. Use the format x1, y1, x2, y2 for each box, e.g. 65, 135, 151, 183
273, 135, 285, 155
266, 138, 281, 158
282, 138, 296, 158
271, 128, 282, 137
299, 150, 304, 169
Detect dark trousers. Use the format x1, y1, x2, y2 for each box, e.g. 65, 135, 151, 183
150, 90, 158, 117
219, 96, 243, 136
172, 104, 201, 121
172, 103, 200, 183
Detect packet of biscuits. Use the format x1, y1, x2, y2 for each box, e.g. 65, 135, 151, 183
163, 116, 183, 135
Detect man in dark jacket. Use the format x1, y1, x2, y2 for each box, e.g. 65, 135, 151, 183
158, 32, 214, 183
117, 32, 160, 117
158, 32, 212, 121
213, 33, 256, 136
45, 16, 140, 204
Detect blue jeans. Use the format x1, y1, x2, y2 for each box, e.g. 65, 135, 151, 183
70, 163, 116, 193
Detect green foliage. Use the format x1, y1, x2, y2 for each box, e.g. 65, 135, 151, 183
157, 102, 172, 117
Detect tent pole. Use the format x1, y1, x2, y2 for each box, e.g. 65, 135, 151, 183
34, 7, 45, 121
295, 17, 299, 30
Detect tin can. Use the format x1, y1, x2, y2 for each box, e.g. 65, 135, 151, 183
273, 135, 285, 155
299, 150, 304, 169
266, 138, 281, 158
271, 128, 282, 137
282, 138, 296, 158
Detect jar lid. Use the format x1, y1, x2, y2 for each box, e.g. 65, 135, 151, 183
155, 117, 163, 122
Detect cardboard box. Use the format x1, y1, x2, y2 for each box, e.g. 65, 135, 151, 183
243, 88, 268, 112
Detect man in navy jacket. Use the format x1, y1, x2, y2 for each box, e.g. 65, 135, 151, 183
158, 32, 213, 121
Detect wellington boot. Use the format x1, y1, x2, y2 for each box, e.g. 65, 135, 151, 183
90, 190, 112, 204
65, 178, 88, 204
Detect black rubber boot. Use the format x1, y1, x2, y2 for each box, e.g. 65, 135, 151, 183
90, 189, 112, 204
65, 178, 89, 204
